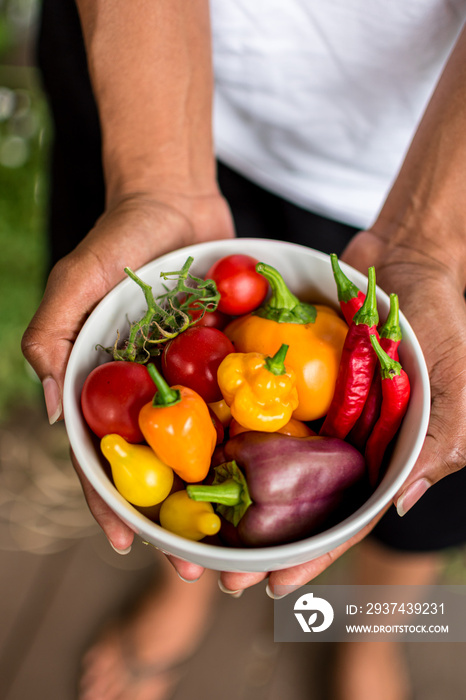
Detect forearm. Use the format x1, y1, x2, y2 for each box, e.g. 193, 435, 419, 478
372, 22, 466, 288
75, 0, 217, 207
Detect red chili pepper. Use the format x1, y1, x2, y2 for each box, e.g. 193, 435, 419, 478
349, 293, 402, 450
365, 334, 411, 486
378, 292, 402, 361
330, 253, 366, 325
320, 267, 379, 440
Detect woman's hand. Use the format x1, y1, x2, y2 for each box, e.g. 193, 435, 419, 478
217, 507, 390, 596
22, 190, 235, 551
215, 229, 466, 595
343, 229, 466, 516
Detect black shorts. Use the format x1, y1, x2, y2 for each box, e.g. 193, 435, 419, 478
37, 0, 466, 553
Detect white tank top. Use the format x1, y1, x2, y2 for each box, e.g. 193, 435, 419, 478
211, 0, 466, 228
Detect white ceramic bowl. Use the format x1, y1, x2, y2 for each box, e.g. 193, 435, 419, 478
63, 239, 430, 573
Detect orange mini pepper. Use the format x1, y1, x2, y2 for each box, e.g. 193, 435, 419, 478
139, 364, 216, 483
217, 344, 299, 432
225, 263, 348, 422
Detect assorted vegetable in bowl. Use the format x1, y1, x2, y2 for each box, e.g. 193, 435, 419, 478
78, 249, 413, 550
62, 239, 430, 571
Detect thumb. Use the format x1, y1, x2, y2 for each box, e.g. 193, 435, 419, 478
393, 432, 464, 518
21, 251, 118, 423
393, 367, 466, 516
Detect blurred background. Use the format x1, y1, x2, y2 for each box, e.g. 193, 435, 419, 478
0, 3, 466, 699
0, 4, 165, 698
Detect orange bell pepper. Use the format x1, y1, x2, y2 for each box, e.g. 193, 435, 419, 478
225, 263, 348, 422
139, 364, 216, 483
217, 344, 298, 432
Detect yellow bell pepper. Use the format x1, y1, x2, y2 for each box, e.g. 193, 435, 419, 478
225, 263, 348, 422
217, 344, 299, 432
101, 434, 174, 507
159, 490, 221, 541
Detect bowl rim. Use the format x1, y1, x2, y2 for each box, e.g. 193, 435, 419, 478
63, 238, 431, 571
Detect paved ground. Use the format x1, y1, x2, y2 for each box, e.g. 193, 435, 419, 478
1, 404, 466, 700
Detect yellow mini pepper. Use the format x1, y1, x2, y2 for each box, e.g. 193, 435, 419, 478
101, 434, 174, 507
159, 490, 221, 541
217, 344, 299, 432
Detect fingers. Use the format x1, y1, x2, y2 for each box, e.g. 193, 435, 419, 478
394, 415, 466, 516
21, 250, 117, 422
393, 434, 438, 517
219, 570, 267, 594
166, 555, 206, 582
71, 451, 135, 552
165, 558, 265, 589
216, 508, 389, 598
392, 288, 466, 513
267, 507, 388, 592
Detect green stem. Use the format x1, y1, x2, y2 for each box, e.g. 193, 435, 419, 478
121, 267, 169, 361
146, 363, 181, 407
187, 479, 242, 506
330, 253, 361, 303
187, 461, 252, 526
254, 263, 316, 324
370, 335, 402, 380
124, 267, 167, 318
105, 258, 220, 363
264, 344, 289, 375
159, 256, 194, 284
353, 266, 378, 328
380, 293, 402, 342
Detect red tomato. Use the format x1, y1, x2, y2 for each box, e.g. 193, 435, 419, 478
162, 327, 234, 403
188, 304, 230, 330
205, 254, 269, 315
81, 361, 155, 443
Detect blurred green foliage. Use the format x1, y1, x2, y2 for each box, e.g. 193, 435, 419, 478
0, 0, 51, 421
0, 64, 51, 420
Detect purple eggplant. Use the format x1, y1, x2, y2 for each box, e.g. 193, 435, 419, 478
186, 431, 366, 547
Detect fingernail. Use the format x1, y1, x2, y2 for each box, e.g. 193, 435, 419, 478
396, 478, 431, 517
218, 577, 243, 598
177, 573, 201, 583
42, 376, 62, 425
110, 542, 132, 555
266, 583, 292, 600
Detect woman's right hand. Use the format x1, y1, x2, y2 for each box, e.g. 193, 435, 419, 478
21, 189, 235, 553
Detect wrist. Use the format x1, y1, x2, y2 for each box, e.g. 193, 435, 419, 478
104, 150, 219, 210
98, 187, 235, 257
370, 205, 466, 292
